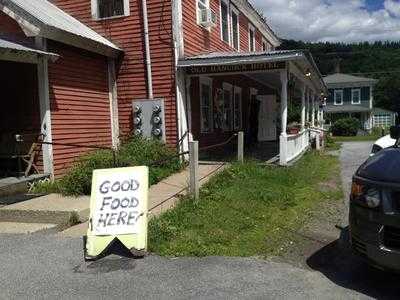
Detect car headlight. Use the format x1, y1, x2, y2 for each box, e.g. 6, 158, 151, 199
364, 188, 381, 208
371, 144, 382, 155
351, 182, 381, 209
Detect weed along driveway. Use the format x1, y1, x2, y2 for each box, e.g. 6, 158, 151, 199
1, 149, 400, 298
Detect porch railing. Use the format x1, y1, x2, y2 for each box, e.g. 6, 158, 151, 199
279, 129, 310, 165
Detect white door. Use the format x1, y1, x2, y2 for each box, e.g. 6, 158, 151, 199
257, 95, 277, 141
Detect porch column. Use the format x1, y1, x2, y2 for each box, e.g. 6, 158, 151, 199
311, 92, 315, 127
280, 70, 288, 136
279, 70, 288, 166
301, 84, 306, 130
36, 37, 54, 179
316, 98, 321, 127
306, 88, 310, 124
108, 58, 120, 149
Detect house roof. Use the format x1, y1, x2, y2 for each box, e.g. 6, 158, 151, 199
324, 105, 372, 114
178, 50, 327, 92
0, 0, 122, 57
323, 73, 378, 85
0, 37, 59, 62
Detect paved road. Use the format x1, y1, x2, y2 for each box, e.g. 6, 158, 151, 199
1, 142, 400, 299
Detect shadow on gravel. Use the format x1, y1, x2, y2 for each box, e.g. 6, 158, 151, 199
307, 228, 400, 299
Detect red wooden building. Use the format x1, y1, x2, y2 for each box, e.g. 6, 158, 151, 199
0, 0, 326, 179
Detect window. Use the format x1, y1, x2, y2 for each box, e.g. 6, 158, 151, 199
334, 90, 343, 105
197, 0, 209, 24
220, 0, 230, 44
351, 88, 361, 104
222, 83, 233, 131
249, 24, 255, 52
262, 39, 272, 52
262, 39, 267, 52
200, 77, 213, 133
92, 0, 129, 20
230, 7, 240, 50
234, 86, 242, 130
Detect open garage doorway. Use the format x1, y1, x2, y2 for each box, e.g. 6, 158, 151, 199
0, 60, 43, 178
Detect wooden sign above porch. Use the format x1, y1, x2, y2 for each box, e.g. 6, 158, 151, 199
186, 61, 286, 75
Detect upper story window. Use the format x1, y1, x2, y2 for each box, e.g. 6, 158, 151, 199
198, 0, 209, 10
197, 0, 217, 29
91, 0, 130, 20
334, 90, 343, 105
262, 39, 273, 52
230, 6, 240, 51
262, 39, 268, 51
351, 88, 361, 104
220, 0, 230, 44
249, 24, 256, 52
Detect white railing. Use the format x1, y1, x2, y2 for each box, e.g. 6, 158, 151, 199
279, 129, 310, 165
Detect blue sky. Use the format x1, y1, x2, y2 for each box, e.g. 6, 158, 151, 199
252, 0, 400, 42
365, 0, 385, 11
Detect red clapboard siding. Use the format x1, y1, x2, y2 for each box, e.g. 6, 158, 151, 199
183, 0, 269, 56
47, 41, 112, 177
52, 0, 177, 146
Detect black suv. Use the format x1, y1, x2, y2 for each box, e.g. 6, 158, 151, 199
349, 126, 400, 272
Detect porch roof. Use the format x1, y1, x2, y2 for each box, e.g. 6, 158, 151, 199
0, 38, 59, 62
0, 0, 122, 57
178, 50, 327, 92
324, 105, 372, 114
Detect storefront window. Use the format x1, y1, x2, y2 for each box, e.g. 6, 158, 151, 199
234, 87, 242, 130
200, 77, 213, 133
223, 83, 233, 131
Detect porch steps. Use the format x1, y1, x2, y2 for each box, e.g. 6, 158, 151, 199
0, 222, 58, 234
0, 193, 89, 226
0, 174, 49, 198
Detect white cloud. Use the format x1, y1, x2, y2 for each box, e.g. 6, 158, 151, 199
252, 0, 400, 42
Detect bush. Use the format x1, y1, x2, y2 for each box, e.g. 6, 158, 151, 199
31, 136, 184, 196
331, 118, 360, 136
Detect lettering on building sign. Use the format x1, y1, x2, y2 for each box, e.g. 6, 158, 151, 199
187, 61, 286, 75
90, 167, 148, 236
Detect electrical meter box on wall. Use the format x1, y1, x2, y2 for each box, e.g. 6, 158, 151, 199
132, 99, 166, 142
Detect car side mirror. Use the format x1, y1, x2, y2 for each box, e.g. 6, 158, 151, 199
390, 126, 400, 140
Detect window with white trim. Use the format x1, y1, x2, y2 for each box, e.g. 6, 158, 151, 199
222, 83, 233, 131
220, 0, 230, 44
230, 6, 240, 51
199, 77, 213, 133
234, 86, 242, 130
249, 24, 256, 52
91, 0, 130, 20
334, 90, 343, 105
262, 38, 272, 52
197, 0, 209, 24
351, 88, 361, 104
262, 39, 267, 52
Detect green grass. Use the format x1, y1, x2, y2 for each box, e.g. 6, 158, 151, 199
331, 135, 381, 142
148, 151, 342, 258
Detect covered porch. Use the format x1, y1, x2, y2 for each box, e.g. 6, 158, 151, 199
177, 50, 327, 165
